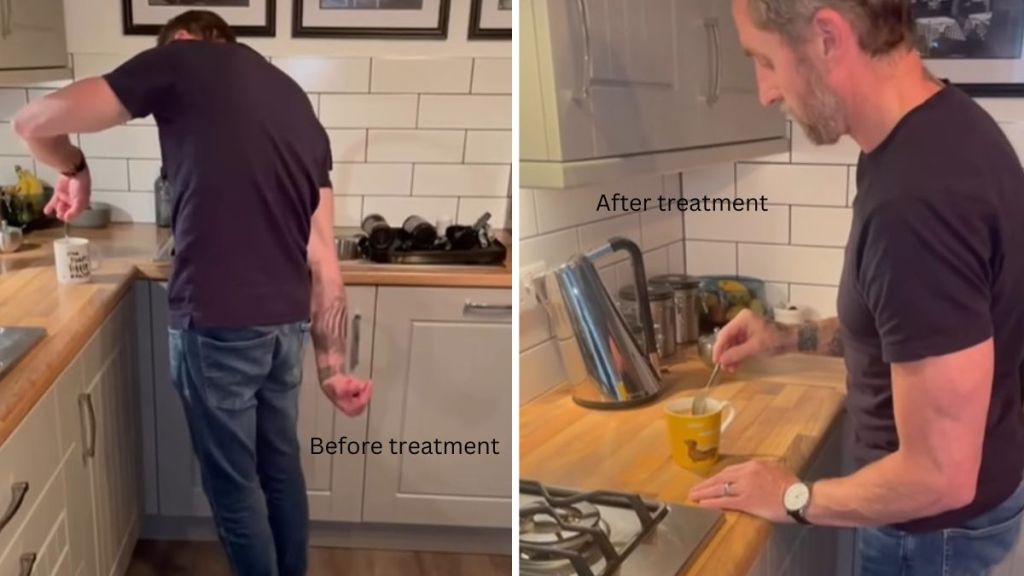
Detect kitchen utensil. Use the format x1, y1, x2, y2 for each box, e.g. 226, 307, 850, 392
0, 220, 24, 253
361, 214, 395, 252
537, 236, 664, 409
471, 211, 493, 248
618, 282, 677, 359
698, 275, 771, 333
53, 237, 98, 284
335, 235, 363, 260
697, 329, 719, 368
664, 396, 736, 473
650, 273, 702, 344
154, 167, 171, 228
69, 202, 111, 229
692, 362, 722, 416
435, 215, 453, 236
402, 215, 437, 250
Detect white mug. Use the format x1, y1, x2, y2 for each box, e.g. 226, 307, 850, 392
54, 237, 99, 284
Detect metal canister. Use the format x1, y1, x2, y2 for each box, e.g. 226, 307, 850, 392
154, 168, 171, 228
618, 283, 676, 358
649, 273, 701, 344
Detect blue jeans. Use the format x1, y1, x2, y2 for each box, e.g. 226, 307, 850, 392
857, 481, 1024, 576
169, 322, 310, 576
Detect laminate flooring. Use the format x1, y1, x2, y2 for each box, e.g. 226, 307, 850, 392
125, 540, 513, 576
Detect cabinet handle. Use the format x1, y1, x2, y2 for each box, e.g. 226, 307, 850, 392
19, 553, 35, 576
79, 393, 96, 459
0, 482, 28, 534
349, 313, 362, 372
704, 18, 722, 106
574, 0, 592, 99
464, 301, 513, 314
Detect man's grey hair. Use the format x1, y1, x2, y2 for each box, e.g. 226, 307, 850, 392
745, 0, 916, 56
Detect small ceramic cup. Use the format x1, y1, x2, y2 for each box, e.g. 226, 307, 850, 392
664, 396, 736, 474
54, 237, 99, 284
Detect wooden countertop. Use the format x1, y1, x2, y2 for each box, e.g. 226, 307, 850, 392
520, 350, 847, 576
0, 223, 512, 448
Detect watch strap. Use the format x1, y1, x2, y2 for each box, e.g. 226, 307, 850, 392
787, 506, 811, 525
61, 151, 88, 177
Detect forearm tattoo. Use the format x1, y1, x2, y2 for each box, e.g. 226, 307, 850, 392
796, 322, 818, 353
311, 296, 349, 384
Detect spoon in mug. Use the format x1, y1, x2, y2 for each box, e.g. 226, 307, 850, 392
692, 363, 722, 416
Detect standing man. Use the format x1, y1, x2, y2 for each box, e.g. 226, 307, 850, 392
12, 11, 372, 576
688, 1, 1024, 574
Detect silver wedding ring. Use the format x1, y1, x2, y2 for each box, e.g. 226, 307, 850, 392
722, 481, 734, 497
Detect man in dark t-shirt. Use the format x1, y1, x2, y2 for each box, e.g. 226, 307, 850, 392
12, 11, 371, 575
687, 1, 1024, 574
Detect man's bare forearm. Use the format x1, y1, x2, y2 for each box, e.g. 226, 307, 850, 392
19, 135, 83, 174
310, 261, 348, 383
775, 317, 844, 357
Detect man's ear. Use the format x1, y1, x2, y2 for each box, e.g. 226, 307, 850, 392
172, 29, 197, 41
812, 8, 848, 60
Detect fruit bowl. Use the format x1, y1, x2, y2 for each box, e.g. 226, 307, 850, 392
697, 275, 771, 333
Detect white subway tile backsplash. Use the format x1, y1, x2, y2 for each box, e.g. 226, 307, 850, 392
362, 196, 457, 226
81, 159, 129, 191
91, 191, 155, 223
272, 57, 370, 93
0, 123, 25, 155
789, 284, 839, 318
330, 163, 412, 196
472, 59, 513, 94
320, 95, 417, 128
999, 122, 1024, 167
0, 90, 27, 121
520, 228, 580, 269
458, 197, 509, 226
520, 340, 566, 405
578, 214, 641, 265
413, 164, 510, 197
642, 246, 669, 278
685, 208, 789, 243
764, 283, 790, 309
465, 131, 512, 163
791, 207, 852, 247
308, 93, 319, 118
738, 244, 844, 285
332, 195, 363, 227
327, 129, 367, 162
668, 241, 685, 273
80, 126, 160, 158
366, 130, 464, 163
419, 95, 512, 129
641, 204, 683, 249
533, 184, 611, 233
790, 131, 861, 165
27, 89, 53, 103
520, 298, 553, 352
73, 54, 127, 80
737, 164, 847, 206
847, 167, 857, 205
371, 58, 472, 94
683, 164, 735, 199
979, 99, 1024, 123
0, 156, 31, 185
520, 189, 539, 239
128, 160, 162, 192
686, 240, 737, 276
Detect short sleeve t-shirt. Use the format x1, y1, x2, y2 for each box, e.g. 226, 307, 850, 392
104, 40, 332, 329
838, 85, 1024, 532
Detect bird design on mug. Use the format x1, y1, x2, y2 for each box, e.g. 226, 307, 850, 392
684, 440, 718, 462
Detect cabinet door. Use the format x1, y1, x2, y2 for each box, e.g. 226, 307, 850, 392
363, 288, 513, 528
0, 0, 68, 70
0, 457, 69, 576
300, 286, 376, 522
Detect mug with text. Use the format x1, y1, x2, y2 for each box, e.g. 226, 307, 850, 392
664, 396, 735, 474
54, 237, 99, 284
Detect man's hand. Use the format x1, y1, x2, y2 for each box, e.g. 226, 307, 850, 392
713, 309, 788, 371
688, 459, 799, 523
44, 171, 92, 222
321, 374, 373, 417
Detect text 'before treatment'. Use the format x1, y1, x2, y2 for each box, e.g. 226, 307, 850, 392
310, 436, 503, 456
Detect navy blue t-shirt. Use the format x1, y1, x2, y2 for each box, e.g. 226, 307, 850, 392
104, 40, 331, 329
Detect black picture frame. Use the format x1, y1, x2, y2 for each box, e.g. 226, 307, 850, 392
469, 0, 511, 40
122, 0, 277, 37
292, 0, 450, 39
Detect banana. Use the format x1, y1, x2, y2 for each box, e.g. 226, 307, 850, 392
14, 165, 43, 199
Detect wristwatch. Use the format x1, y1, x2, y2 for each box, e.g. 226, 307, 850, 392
783, 481, 813, 525
61, 151, 88, 178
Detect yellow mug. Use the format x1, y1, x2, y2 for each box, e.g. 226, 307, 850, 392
664, 397, 736, 474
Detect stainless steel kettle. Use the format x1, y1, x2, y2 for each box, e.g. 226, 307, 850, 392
534, 237, 664, 409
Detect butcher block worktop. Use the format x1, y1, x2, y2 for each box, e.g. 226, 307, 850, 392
520, 351, 847, 576
0, 223, 512, 448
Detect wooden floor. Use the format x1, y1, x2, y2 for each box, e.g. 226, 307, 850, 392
125, 540, 513, 576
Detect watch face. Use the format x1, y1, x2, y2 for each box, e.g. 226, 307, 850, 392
784, 483, 810, 511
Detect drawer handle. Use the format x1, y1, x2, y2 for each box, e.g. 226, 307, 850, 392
79, 393, 97, 459
19, 553, 35, 576
0, 482, 28, 534
350, 313, 362, 372
464, 301, 513, 314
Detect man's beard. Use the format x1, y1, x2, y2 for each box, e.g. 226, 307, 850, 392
787, 60, 845, 145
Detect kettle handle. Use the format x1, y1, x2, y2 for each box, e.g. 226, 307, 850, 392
608, 237, 658, 358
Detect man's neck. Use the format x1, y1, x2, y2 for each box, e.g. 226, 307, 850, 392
844, 50, 944, 153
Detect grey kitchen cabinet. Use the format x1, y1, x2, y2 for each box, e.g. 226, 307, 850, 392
520, 0, 786, 188
362, 287, 514, 528
0, 0, 71, 82
150, 282, 377, 522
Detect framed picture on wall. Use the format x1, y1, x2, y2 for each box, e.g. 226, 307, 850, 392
469, 0, 511, 39
122, 0, 277, 36
913, 0, 1024, 96
292, 0, 450, 39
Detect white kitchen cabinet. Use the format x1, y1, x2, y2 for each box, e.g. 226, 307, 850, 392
0, 450, 69, 576
0, 0, 71, 84
151, 282, 376, 521
520, 0, 786, 188
362, 287, 513, 528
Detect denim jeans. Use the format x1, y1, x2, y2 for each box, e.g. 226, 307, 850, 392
169, 322, 310, 576
857, 480, 1024, 576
